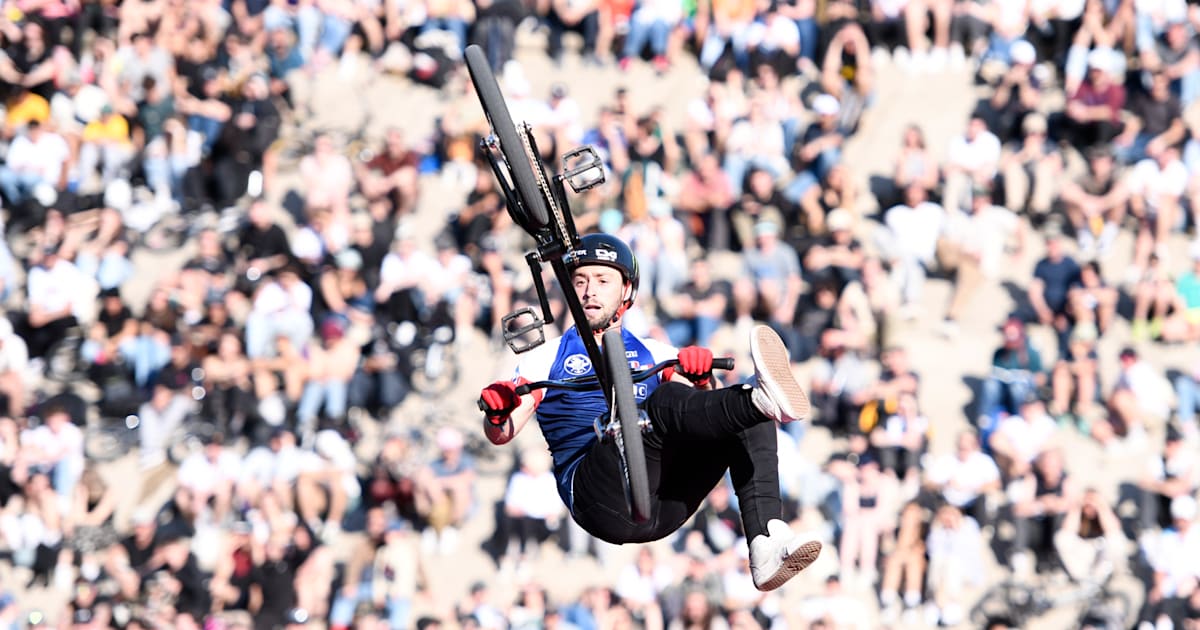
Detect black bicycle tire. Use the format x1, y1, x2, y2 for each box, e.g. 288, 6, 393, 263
84, 425, 131, 463
969, 583, 1030, 628
602, 328, 651, 523
1082, 590, 1131, 629
464, 45, 551, 231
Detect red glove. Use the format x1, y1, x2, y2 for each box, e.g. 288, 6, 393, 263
677, 346, 714, 387
479, 381, 520, 424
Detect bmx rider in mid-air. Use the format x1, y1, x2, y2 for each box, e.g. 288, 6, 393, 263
478, 233, 821, 591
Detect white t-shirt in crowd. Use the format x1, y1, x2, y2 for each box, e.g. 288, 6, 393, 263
885, 201, 945, 263
1118, 360, 1175, 421
0, 333, 29, 375
1147, 448, 1199, 487
379, 249, 439, 293
177, 449, 243, 495
615, 562, 674, 607
23, 422, 85, 475
1144, 523, 1200, 597
4, 131, 71, 185
252, 279, 313, 317
503, 470, 562, 521
944, 204, 1021, 277
993, 412, 1058, 465
947, 130, 1002, 178
1126, 157, 1188, 211
926, 450, 1001, 507
240, 444, 307, 487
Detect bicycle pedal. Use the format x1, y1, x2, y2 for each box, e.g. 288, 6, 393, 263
501, 306, 546, 353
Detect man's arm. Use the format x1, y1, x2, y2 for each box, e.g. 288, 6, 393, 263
483, 390, 538, 445
1028, 276, 1053, 324
1149, 116, 1187, 155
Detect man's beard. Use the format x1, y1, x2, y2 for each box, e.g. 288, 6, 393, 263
586, 304, 619, 332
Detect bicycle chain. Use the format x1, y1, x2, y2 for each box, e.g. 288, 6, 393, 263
521, 124, 572, 248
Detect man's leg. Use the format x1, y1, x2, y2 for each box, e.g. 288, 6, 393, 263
646, 391, 782, 540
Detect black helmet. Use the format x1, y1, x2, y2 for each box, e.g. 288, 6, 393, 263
565, 233, 640, 308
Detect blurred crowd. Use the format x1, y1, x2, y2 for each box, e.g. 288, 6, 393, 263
2, 0, 1200, 629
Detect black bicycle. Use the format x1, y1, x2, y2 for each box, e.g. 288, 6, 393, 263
969, 574, 1133, 629
466, 44, 708, 522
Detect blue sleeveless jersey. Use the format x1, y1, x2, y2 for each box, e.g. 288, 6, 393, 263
514, 327, 678, 511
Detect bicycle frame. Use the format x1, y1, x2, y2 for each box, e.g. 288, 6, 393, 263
480, 116, 615, 394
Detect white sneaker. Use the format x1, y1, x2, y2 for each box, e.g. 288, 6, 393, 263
749, 326, 810, 424
749, 519, 822, 591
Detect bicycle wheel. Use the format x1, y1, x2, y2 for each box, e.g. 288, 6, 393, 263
602, 328, 651, 523
1079, 590, 1132, 630
84, 422, 136, 463
464, 44, 551, 231
969, 582, 1033, 628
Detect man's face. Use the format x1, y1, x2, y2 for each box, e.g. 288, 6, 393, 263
956, 434, 976, 458
1046, 236, 1062, 259
46, 412, 68, 431
904, 184, 925, 207
573, 265, 626, 332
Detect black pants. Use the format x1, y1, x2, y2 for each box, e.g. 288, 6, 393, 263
16, 314, 77, 359
547, 9, 598, 60
570, 382, 781, 544
1014, 514, 1062, 563
866, 18, 907, 52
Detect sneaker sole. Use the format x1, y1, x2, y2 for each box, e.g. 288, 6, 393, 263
755, 540, 822, 591
750, 326, 810, 422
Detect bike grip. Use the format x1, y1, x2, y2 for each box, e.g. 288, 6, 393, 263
712, 358, 735, 371
514, 383, 532, 396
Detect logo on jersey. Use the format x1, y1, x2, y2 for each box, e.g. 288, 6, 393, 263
563, 354, 592, 376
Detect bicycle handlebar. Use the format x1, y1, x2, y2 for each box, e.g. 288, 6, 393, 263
512, 357, 735, 396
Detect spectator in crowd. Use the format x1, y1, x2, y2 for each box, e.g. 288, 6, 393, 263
1054, 487, 1127, 585
0, 319, 30, 417
1061, 145, 1129, 258
1067, 260, 1119, 337
495, 448, 563, 576
891, 124, 940, 201
415, 427, 476, 556
1138, 495, 1200, 630
869, 391, 928, 493
0, 120, 70, 213
1135, 424, 1199, 532
978, 316, 1046, 423
924, 430, 1001, 527
985, 40, 1043, 145
1050, 321, 1102, 429
1115, 71, 1186, 167
1062, 48, 1126, 149
937, 184, 1024, 337
1132, 250, 1187, 342
735, 219, 803, 329
999, 113, 1062, 225
835, 456, 889, 587
1028, 229, 1082, 353
1105, 347, 1175, 445
1127, 143, 1188, 281
878, 501, 928, 623
924, 502, 986, 628
1008, 447, 1075, 576
808, 328, 872, 435
942, 111, 1002, 215
659, 257, 729, 348
882, 182, 944, 318
175, 433, 239, 525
